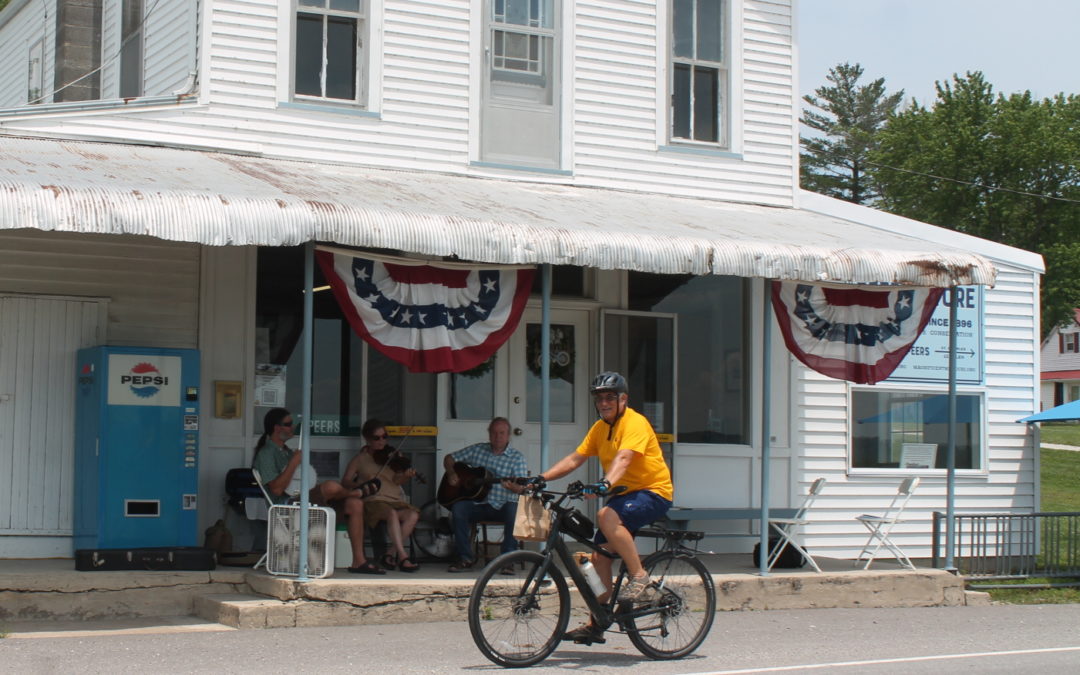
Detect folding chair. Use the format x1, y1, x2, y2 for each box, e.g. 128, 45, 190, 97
251, 467, 275, 570
767, 478, 826, 573
855, 476, 921, 570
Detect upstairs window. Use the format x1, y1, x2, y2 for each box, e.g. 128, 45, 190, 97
119, 0, 145, 98
27, 40, 44, 104
479, 0, 561, 169
294, 0, 366, 104
670, 0, 727, 146
1061, 333, 1079, 354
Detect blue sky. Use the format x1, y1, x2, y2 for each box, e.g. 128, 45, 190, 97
798, 0, 1080, 105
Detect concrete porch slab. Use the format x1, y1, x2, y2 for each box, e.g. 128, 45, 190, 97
0, 554, 969, 629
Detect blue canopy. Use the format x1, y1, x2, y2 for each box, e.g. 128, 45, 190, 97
1017, 399, 1080, 423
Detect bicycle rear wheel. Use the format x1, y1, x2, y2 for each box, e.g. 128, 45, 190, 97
410, 499, 454, 561
625, 550, 716, 659
467, 550, 570, 668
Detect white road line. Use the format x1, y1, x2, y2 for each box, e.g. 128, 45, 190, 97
690, 645, 1080, 674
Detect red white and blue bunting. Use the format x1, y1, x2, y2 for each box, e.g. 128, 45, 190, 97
771, 281, 944, 385
316, 248, 535, 373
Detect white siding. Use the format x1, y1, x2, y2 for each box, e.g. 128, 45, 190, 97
0, 230, 200, 348
0, 0, 797, 206
101, 0, 121, 97
791, 262, 1041, 560
143, 0, 198, 95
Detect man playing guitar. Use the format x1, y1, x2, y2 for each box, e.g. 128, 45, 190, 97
442, 417, 528, 573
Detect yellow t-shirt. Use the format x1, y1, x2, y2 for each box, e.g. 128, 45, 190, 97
575, 406, 673, 501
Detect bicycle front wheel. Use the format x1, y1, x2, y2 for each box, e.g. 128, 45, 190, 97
467, 550, 570, 668
625, 550, 716, 660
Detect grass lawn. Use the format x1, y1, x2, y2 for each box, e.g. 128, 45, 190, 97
1038, 423, 1080, 447
1041, 448, 1080, 512
984, 447, 1080, 604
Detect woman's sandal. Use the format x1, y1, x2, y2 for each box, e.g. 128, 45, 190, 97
347, 560, 386, 575
379, 553, 397, 570
397, 557, 420, 573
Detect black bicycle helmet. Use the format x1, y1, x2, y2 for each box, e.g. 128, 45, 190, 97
589, 371, 628, 396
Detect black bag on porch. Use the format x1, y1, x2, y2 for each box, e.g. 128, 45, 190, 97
75, 547, 217, 571
751, 536, 806, 569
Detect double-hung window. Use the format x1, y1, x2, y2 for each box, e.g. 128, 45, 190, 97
670, 0, 727, 146
480, 0, 560, 168
294, 0, 366, 105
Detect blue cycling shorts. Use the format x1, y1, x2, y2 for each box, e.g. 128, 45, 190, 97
594, 489, 672, 545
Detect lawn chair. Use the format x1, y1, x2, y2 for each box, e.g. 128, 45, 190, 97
767, 477, 826, 572
855, 476, 920, 570
251, 467, 275, 570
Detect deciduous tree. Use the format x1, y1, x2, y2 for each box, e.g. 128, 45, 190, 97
871, 72, 1080, 332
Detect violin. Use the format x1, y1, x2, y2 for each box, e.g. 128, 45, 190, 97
374, 445, 427, 485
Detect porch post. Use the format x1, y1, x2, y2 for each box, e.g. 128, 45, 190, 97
540, 264, 552, 470
297, 240, 315, 581
759, 280, 773, 576
944, 287, 958, 572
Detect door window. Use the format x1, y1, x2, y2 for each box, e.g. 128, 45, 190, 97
447, 356, 497, 420
525, 323, 575, 423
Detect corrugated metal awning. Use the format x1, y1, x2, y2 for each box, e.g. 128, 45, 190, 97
0, 136, 996, 287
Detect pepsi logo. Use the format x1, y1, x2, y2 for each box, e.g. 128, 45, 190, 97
119, 362, 169, 398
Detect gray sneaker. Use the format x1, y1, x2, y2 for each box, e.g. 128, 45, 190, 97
617, 573, 652, 602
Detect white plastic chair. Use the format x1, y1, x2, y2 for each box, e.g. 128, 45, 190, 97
855, 476, 921, 570
767, 478, 826, 572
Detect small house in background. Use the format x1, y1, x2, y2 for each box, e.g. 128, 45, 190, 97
1040, 310, 1080, 411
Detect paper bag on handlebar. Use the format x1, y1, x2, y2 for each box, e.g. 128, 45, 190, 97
513, 494, 551, 542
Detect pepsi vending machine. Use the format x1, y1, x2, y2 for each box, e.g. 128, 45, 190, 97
74, 346, 200, 549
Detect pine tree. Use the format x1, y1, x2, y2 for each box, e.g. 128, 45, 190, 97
800, 62, 904, 205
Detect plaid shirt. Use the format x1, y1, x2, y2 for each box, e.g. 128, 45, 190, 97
454, 443, 528, 509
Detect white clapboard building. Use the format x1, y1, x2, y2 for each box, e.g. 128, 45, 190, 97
0, 1, 1043, 562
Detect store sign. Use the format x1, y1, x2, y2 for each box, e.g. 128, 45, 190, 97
887, 286, 984, 385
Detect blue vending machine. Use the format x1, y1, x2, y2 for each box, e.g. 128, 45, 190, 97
74, 346, 200, 549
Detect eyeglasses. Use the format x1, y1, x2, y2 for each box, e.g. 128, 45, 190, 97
279, 420, 294, 427
593, 393, 620, 404
370, 433, 388, 440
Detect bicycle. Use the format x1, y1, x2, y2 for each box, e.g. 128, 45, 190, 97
466, 481, 716, 667
410, 498, 455, 561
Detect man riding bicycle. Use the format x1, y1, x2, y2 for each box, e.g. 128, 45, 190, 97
535, 371, 673, 645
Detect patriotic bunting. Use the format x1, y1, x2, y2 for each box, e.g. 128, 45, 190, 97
771, 281, 944, 385
316, 249, 535, 373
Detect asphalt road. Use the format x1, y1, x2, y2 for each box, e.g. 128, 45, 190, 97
3, 604, 1080, 674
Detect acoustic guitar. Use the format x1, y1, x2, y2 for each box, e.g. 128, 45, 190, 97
437, 461, 511, 507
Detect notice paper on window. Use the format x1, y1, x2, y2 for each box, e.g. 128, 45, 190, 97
900, 443, 937, 469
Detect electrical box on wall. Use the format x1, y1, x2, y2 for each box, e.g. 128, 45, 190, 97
74, 346, 200, 549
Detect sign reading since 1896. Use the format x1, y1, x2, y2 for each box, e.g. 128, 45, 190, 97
888, 286, 984, 385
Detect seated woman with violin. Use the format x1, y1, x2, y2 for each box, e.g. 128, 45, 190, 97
342, 419, 422, 573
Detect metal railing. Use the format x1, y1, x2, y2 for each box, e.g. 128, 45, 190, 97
932, 511, 1080, 580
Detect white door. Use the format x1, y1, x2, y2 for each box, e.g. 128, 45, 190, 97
0, 295, 105, 556
437, 306, 594, 489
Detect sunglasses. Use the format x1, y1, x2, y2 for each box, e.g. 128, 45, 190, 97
370, 433, 388, 440
593, 393, 620, 403
279, 420, 294, 427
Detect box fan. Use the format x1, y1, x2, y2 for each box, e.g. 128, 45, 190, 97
266, 504, 336, 578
